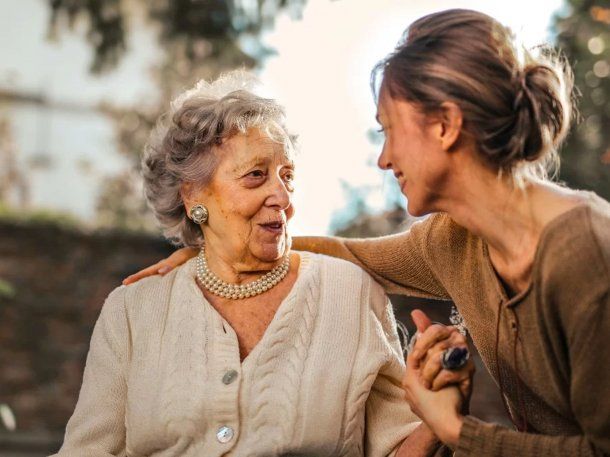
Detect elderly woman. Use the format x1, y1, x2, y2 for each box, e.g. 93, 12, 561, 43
53, 72, 443, 457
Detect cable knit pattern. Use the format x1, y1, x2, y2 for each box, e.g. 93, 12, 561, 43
158, 284, 208, 439
246, 266, 319, 455
340, 370, 378, 457
53, 252, 419, 457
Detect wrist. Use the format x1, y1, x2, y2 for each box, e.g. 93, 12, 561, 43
437, 413, 464, 449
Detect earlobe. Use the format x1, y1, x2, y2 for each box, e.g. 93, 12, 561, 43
440, 102, 463, 152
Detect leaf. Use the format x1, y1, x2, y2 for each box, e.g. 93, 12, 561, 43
0, 278, 16, 299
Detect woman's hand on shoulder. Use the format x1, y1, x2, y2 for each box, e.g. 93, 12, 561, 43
122, 247, 198, 285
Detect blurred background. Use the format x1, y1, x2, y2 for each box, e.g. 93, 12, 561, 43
0, 0, 608, 454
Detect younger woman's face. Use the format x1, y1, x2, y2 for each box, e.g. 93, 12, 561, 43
376, 87, 451, 216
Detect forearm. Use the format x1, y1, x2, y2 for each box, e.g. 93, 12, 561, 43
395, 423, 443, 457
455, 416, 602, 457
293, 235, 449, 298
293, 236, 358, 261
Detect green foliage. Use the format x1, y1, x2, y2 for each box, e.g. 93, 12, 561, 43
554, 0, 610, 199
0, 278, 16, 299
48, 0, 126, 73
0, 203, 81, 229
48, 0, 306, 73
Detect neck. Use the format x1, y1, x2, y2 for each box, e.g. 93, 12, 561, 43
202, 240, 285, 285
445, 173, 540, 263
432, 159, 581, 290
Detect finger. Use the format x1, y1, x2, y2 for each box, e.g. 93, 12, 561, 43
122, 262, 168, 285
459, 377, 473, 401
419, 334, 468, 383
435, 333, 469, 361
430, 369, 469, 392
420, 339, 452, 367
430, 359, 475, 392
420, 347, 447, 388
411, 324, 457, 362
446, 330, 468, 347
411, 309, 433, 333
405, 350, 419, 376
168, 247, 198, 265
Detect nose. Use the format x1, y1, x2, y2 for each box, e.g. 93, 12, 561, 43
266, 175, 291, 210
377, 143, 392, 170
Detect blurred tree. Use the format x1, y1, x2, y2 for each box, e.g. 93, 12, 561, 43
554, 0, 610, 199
48, 0, 305, 73
47, 0, 307, 231
95, 170, 158, 232
0, 117, 29, 208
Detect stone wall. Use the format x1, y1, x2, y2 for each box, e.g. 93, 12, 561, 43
0, 219, 173, 452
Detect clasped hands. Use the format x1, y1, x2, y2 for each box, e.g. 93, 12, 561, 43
402, 309, 475, 449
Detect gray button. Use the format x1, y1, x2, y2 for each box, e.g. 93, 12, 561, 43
222, 369, 238, 385
216, 425, 234, 443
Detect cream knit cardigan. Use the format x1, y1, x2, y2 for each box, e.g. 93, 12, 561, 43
53, 252, 419, 457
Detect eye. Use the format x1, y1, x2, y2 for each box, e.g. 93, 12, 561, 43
376, 127, 385, 134
283, 170, 295, 182
282, 170, 295, 191
246, 169, 266, 178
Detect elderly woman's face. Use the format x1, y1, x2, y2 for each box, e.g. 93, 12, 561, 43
194, 129, 295, 264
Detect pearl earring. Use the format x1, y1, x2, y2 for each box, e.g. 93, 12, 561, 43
190, 204, 209, 224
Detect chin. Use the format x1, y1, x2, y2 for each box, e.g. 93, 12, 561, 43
406, 200, 430, 218
254, 238, 289, 262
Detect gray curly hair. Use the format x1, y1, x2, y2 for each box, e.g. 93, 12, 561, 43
142, 70, 296, 247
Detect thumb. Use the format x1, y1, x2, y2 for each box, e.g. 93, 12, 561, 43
411, 309, 433, 334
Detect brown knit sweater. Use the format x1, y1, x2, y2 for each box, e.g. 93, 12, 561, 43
294, 192, 610, 457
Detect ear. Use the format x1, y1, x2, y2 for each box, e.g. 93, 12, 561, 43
180, 182, 197, 212
438, 102, 463, 152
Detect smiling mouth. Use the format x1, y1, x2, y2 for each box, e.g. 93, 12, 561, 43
259, 221, 284, 234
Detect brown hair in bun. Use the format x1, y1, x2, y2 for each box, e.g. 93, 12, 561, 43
373, 9, 575, 180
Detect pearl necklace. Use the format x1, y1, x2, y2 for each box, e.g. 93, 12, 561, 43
195, 245, 290, 299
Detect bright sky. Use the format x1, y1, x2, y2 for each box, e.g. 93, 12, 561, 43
1, 0, 563, 234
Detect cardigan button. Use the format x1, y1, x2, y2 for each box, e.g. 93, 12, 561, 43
222, 370, 238, 385
216, 425, 234, 443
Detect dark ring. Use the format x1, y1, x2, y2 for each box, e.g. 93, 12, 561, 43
441, 347, 470, 371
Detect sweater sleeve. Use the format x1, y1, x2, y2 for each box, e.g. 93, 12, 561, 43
51, 287, 129, 457
293, 215, 450, 299
364, 279, 422, 456
455, 290, 610, 457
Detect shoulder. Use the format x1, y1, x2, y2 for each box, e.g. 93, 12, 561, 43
392, 213, 479, 259
117, 258, 196, 324
586, 194, 610, 271
537, 196, 610, 306
410, 213, 482, 271
307, 251, 382, 290
121, 264, 181, 305
427, 212, 479, 251
304, 252, 389, 314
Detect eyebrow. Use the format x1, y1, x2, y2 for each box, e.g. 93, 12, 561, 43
375, 113, 381, 124
233, 156, 268, 174
232, 155, 295, 174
